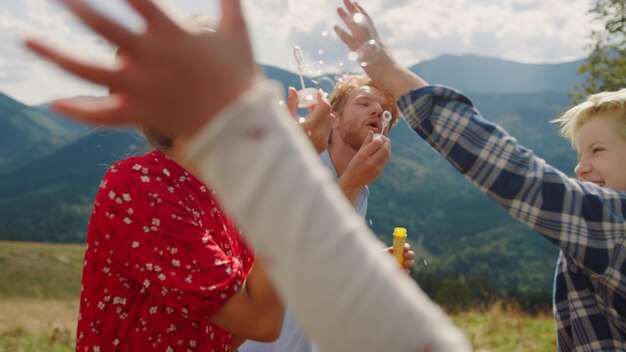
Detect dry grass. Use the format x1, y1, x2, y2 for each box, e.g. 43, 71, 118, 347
0, 298, 78, 335
0, 241, 84, 300
0, 241, 82, 351
453, 301, 556, 351
0, 241, 557, 351
0, 298, 77, 352
0, 298, 556, 352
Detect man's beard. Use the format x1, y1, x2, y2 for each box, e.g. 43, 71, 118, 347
339, 127, 367, 151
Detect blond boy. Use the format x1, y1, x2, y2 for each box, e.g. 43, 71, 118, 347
333, 1, 626, 349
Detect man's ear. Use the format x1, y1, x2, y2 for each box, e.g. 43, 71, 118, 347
331, 110, 340, 129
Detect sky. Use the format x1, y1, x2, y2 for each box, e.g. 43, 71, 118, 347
0, 0, 597, 105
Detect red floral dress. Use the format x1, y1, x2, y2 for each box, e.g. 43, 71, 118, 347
76, 151, 254, 352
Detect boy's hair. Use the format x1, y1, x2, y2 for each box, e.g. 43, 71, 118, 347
554, 89, 626, 150
329, 75, 400, 127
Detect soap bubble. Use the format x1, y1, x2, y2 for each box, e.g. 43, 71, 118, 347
356, 39, 381, 67
346, 39, 381, 67
311, 76, 336, 95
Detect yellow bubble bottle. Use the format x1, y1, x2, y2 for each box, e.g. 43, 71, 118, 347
392, 227, 407, 267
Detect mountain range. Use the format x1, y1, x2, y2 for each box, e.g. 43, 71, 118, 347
0, 54, 585, 299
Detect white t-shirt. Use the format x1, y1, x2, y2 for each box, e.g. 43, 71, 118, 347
239, 149, 370, 352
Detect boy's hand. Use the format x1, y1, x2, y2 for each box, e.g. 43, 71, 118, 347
334, 0, 382, 53
334, 0, 428, 98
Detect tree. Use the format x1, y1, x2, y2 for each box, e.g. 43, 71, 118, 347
434, 278, 472, 314
573, 0, 626, 101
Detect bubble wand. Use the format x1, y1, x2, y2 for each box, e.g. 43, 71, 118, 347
380, 110, 392, 136
293, 46, 319, 108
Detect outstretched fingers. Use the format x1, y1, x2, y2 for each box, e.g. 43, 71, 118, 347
52, 95, 132, 126
336, 6, 355, 31
343, 0, 360, 14
59, 0, 140, 55
125, 0, 180, 32
336, 5, 371, 48
353, 2, 371, 19
219, 0, 253, 60
336, 0, 378, 45
220, 0, 246, 31
334, 24, 357, 50
25, 39, 121, 87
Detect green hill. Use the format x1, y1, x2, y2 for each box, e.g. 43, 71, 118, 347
0, 56, 584, 299
0, 129, 146, 242
0, 92, 88, 172
411, 54, 584, 94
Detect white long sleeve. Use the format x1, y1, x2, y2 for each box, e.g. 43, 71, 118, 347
184, 80, 470, 352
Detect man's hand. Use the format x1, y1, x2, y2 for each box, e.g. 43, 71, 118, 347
338, 131, 390, 205
25, 0, 256, 145
333, 0, 427, 97
386, 243, 416, 274
287, 87, 334, 154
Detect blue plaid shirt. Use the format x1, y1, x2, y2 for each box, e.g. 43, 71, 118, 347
398, 85, 626, 351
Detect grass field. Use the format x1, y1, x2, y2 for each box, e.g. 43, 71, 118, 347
0, 241, 556, 351
0, 241, 82, 351
454, 303, 556, 351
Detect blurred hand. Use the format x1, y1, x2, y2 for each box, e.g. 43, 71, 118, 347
25, 0, 256, 146
287, 87, 334, 154
386, 243, 416, 274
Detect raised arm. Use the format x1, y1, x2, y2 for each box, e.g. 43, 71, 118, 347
334, 0, 626, 272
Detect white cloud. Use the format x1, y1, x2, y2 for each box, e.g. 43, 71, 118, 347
0, 0, 114, 103
376, 0, 593, 65
0, 0, 597, 105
